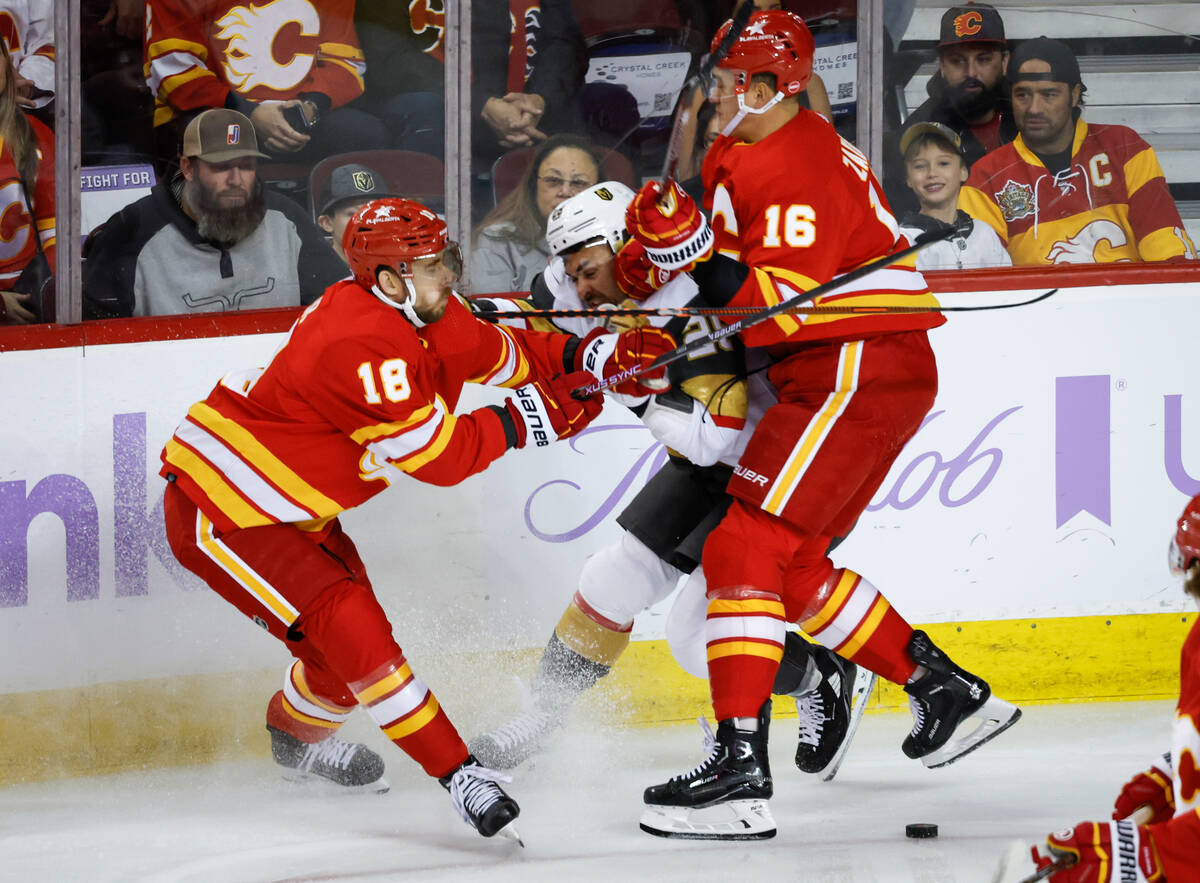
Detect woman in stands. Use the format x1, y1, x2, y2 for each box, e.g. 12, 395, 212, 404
0, 40, 54, 325
470, 133, 601, 294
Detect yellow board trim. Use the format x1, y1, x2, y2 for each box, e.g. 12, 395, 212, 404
0, 613, 1191, 786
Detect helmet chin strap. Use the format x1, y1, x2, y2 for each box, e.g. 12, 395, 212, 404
718, 89, 787, 138
368, 272, 429, 328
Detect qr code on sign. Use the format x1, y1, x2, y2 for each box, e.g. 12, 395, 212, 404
653, 93, 673, 112
837, 82, 853, 100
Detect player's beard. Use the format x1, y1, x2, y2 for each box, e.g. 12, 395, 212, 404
184, 178, 267, 248
945, 77, 998, 122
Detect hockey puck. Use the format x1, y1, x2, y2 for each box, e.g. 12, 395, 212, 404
905, 823, 938, 839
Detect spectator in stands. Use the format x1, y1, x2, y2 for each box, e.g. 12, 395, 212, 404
82, 109, 346, 318
959, 38, 1197, 265
883, 2, 1015, 213
144, 0, 388, 170
354, 0, 585, 157
470, 133, 601, 294
315, 162, 394, 263
0, 0, 54, 112
0, 37, 53, 325
896, 122, 1009, 270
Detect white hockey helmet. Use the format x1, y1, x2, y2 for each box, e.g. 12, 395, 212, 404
546, 181, 635, 257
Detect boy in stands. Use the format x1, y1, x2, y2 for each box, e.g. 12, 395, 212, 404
896, 121, 1011, 271
624, 10, 1021, 839
158, 197, 671, 843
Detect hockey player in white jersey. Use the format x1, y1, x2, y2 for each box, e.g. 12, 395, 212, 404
468, 182, 876, 783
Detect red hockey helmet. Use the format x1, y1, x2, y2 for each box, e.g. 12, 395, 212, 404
712, 10, 814, 99
342, 198, 453, 290
1170, 494, 1200, 577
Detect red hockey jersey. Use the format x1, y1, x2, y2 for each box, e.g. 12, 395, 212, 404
160, 281, 573, 535
701, 109, 944, 349
959, 120, 1196, 266
0, 115, 55, 288
1148, 617, 1200, 881
145, 0, 367, 126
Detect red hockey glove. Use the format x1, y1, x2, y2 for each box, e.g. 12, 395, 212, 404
574, 326, 676, 398
625, 179, 714, 272
500, 370, 603, 448
614, 239, 679, 301
1032, 821, 1160, 882
1113, 755, 1175, 825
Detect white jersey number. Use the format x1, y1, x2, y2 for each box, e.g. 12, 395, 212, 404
357, 359, 411, 404
763, 204, 816, 249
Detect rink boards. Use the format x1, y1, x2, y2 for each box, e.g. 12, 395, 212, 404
1, 269, 1197, 783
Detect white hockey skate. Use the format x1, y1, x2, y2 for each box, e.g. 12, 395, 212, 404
794, 645, 877, 782
640, 703, 776, 841
903, 631, 1021, 768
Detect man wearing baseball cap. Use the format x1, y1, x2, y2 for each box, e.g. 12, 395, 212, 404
82, 109, 345, 317
959, 38, 1196, 265
315, 163, 395, 263
885, 3, 1016, 213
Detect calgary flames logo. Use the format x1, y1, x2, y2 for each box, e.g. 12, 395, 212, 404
215, 0, 320, 93
410, 0, 446, 61
1046, 219, 1130, 264
953, 11, 983, 37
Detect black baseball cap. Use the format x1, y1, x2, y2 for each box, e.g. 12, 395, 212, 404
938, 3, 1006, 47
1010, 37, 1086, 91
318, 164, 394, 216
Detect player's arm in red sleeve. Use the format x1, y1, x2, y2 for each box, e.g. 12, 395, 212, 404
311, 333, 514, 487
145, 0, 231, 114
1148, 808, 1200, 881
1121, 137, 1198, 262
299, 0, 366, 110
30, 118, 55, 265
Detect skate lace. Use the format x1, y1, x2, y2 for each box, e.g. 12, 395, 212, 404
484, 708, 555, 751
669, 716, 719, 783
300, 736, 357, 773
907, 695, 926, 736
795, 692, 825, 748
447, 763, 513, 825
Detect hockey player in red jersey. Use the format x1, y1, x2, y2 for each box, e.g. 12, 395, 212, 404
995, 496, 1200, 882
467, 182, 876, 783
959, 37, 1196, 266
625, 10, 1020, 839
159, 197, 673, 843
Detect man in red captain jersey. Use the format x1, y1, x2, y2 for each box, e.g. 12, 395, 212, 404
624, 10, 1020, 839
158, 197, 672, 843
959, 37, 1197, 265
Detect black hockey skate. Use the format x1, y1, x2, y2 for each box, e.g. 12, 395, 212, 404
640, 701, 775, 840
902, 630, 1021, 768
793, 644, 877, 781
439, 756, 523, 844
268, 726, 389, 792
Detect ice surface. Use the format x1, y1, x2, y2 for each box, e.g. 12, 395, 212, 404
0, 700, 1172, 883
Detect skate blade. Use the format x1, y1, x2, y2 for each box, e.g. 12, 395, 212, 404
639, 799, 776, 840
496, 822, 525, 848
921, 695, 1022, 769
820, 669, 877, 783
990, 840, 1042, 883
280, 770, 391, 795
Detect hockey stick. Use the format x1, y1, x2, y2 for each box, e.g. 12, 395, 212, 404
1012, 856, 1074, 883
661, 0, 754, 186
480, 288, 1057, 321
573, 226, 962, 398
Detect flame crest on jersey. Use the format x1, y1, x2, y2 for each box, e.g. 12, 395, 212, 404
954, 11, 983, 38
215, 0, 321, 93
995, 179, 1034, 222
